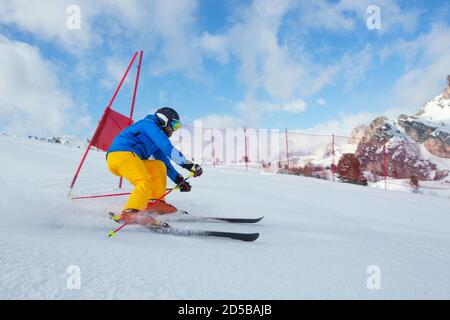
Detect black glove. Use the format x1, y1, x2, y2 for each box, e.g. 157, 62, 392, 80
175, 175, 192, 192
182, 163, 203, 177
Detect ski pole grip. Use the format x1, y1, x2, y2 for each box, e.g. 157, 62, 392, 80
171, 172, 194, 191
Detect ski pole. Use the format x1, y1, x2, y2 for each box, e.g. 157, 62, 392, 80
108, 172, 194, 238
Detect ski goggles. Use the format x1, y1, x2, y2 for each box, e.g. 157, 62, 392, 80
156, 112, 182, 131
170, 119, 181, 131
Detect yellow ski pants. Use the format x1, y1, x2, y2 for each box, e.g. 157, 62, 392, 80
106, 151, 167, 211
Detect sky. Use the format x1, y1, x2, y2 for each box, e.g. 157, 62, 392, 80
0, 0, 449, 138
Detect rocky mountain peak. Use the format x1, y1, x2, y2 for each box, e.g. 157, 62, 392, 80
349, 125, 368, 143
352, 75, 450, 181
362, 116, 399, 142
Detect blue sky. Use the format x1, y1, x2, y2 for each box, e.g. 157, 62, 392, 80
0, 0, 449, 137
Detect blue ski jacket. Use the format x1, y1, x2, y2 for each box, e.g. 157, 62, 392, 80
107, 114, 188, 182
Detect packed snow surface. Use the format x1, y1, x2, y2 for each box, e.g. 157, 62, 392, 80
0, 135, 449, 299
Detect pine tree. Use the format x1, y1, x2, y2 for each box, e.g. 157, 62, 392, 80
336, 153, 367, 185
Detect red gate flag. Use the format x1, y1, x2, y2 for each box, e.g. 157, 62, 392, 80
91, 108, 133, 152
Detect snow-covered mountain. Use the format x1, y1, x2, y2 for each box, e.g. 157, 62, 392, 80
400, 79, 450, 158
28, 136, 89, 148
355, 76, 450, 181
3, 134, 91, 149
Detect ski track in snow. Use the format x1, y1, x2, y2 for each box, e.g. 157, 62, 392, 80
0, 135, 450, 299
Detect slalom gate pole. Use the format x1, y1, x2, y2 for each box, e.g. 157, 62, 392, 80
72, 192, 131, 200
384, 143, 387, 190
244, 127, 248, 171
68, 140, 94, 196
285, 129, 290, 174
71, 188, 172, 201
332, 133, 335, 182
119, 51, 143, 190
108, 172, 194, 238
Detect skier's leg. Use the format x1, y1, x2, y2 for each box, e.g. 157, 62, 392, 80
106, 151, 153, 211
142, 160, 167, 200
142, 159, 177, 213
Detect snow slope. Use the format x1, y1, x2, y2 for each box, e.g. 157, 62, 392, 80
1, 135, 450, 299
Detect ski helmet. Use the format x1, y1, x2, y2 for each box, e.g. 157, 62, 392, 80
155, 107, 181, 130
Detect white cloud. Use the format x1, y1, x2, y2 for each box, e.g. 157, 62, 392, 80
273, 100, 307, 113
300, 22, 450, 137
297, 0, 420, 34
294, 24, 450, 138
146, 0, 203, 77
341, 0, 420, 34
340, 44, 374, 90
386, 23, 450, 115
200, 32, 230, 64
0, 0, 160, 53
0, 0, 203, 76
296, 0, 355, 32
0, 35, 89, 136
302, 112, 376, 136
159, 91, 167, 103
393, 62, 448, 115
201, 0, 312, 101
103, 0, 205, 78
99, 56, 134, 89
307, 64, 340, 95
234, 97, 307, 128
196, 110, 374, 135
0, 0, 434, 136
317, 98, 326, 107
102, 0, 204, 77
238, 98, 307, 114
200, 0, 337, 126
0, 0, 99, 53
199, 0, 396, 126
194, 114, 244, 129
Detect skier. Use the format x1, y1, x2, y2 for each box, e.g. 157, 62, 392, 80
106, 107, 203, 226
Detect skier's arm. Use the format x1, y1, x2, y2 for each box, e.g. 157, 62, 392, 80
153, 149, 180, 183
140, 121, 202, 179
141, 122, 189, 166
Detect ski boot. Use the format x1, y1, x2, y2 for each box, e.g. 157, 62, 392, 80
144, 200, 178, 214
116, 209, 168, 228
